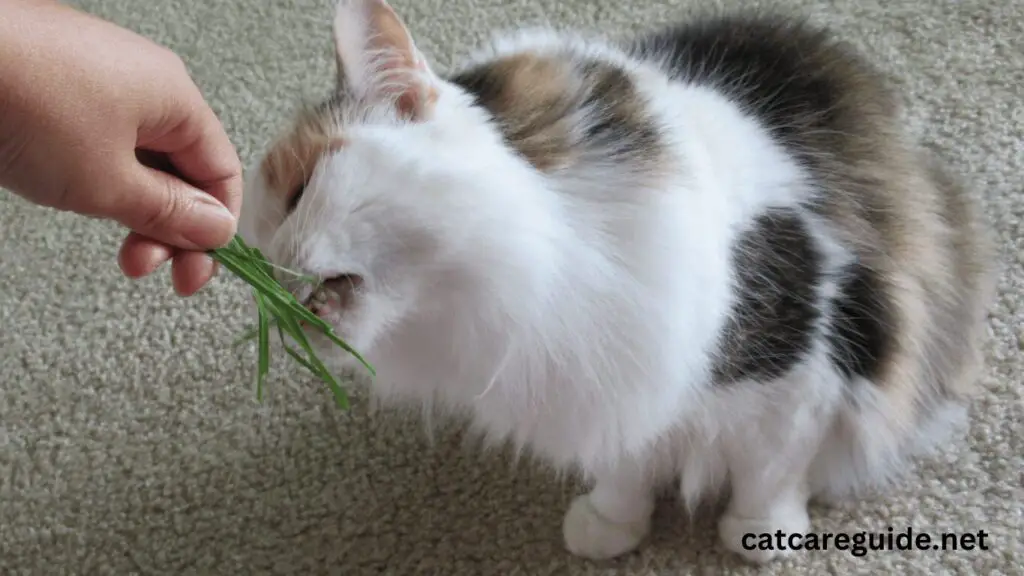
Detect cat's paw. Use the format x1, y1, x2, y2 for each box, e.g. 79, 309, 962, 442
718, 504, 811, 564
562, 493, 651, 560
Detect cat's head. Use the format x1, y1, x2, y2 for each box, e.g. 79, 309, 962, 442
239, 0, 531, 365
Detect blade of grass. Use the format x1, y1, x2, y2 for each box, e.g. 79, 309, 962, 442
265, 292, 376, 376
260, 292, 351, 408
232, 236, 319, 284
212, 252, 281, 295
281, 345, 349, 410
320, 330, 375, 376
231, 264, 372, 377
254, 293, 271, 402
208, 235, 373, 408
261, 284, 350, 408
268, 296, 374, 376
233, 316, 280, 347
271, 303, 349, 408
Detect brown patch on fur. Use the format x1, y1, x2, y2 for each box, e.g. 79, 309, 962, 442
449, 53, 668, 175
450, 54, 577, 171
260, 104, 345, 209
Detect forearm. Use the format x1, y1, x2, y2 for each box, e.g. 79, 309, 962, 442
0, 0, 63, 85
0, 0, 81, 110
0, 0, 75, 192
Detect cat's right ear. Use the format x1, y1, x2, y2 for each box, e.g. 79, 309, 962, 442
331, 0, 439, 121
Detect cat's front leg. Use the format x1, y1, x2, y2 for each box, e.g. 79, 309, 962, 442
562, 463, 656, 560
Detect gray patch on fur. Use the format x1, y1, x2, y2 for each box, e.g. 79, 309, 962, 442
711, 208, 824, 384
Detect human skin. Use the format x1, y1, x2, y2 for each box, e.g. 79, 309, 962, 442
0, 0, 242, 296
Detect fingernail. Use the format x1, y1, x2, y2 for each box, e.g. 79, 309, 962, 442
188, 191, 237, 246
193, 191, 235, 221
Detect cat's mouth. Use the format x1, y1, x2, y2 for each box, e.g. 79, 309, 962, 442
300, 286, 340, 320
290, 274, 362, 327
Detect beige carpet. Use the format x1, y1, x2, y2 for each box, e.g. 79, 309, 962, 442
2, 0, 1022, 573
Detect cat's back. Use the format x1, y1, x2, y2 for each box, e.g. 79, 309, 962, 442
447, 14, 906, 215
631, 13, 994, 401
628, 14, 902, 166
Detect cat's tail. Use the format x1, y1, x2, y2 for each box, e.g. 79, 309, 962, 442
807, 153, 996, 504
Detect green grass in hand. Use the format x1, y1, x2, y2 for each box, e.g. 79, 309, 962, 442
209, 235, 375, 409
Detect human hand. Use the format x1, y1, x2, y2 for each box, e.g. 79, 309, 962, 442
0, 0, 242, 296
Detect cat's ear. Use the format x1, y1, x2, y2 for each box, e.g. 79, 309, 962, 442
331, 0, 439, 120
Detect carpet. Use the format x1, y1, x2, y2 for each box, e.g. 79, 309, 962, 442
2, 0, 1022, 573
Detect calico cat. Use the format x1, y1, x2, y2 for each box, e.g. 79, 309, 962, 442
239, 0, 995, 563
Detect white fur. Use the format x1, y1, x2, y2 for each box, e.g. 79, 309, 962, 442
239, 2, 966, 564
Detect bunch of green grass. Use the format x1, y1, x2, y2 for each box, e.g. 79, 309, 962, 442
209, 235, 375, 409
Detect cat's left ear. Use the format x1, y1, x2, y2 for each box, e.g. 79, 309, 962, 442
331, 0, 439, 121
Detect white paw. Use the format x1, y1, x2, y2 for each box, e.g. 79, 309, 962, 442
562, 493, 651, 560
718, 505, 811, 564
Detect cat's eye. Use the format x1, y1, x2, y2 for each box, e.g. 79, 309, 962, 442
286, 182, 306, 213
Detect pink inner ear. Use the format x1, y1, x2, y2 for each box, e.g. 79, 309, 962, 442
361, 0, 437, 120
366, 0, 416, 61
328, 136, 347, 152
390, 82, 438, 120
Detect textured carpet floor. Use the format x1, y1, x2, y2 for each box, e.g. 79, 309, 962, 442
2, 0, 1022, 574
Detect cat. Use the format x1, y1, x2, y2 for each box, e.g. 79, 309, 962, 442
238, 0, 995, 564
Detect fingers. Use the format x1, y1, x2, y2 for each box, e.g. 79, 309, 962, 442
136, 76, 243, 219
118, 232, 174, 278
118, 232, 221, 296
171, 250, 218, 296
107, 162, 238, 251
118, 67, 241, 294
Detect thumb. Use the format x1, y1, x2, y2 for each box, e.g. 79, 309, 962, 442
109, 160, 238, 251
